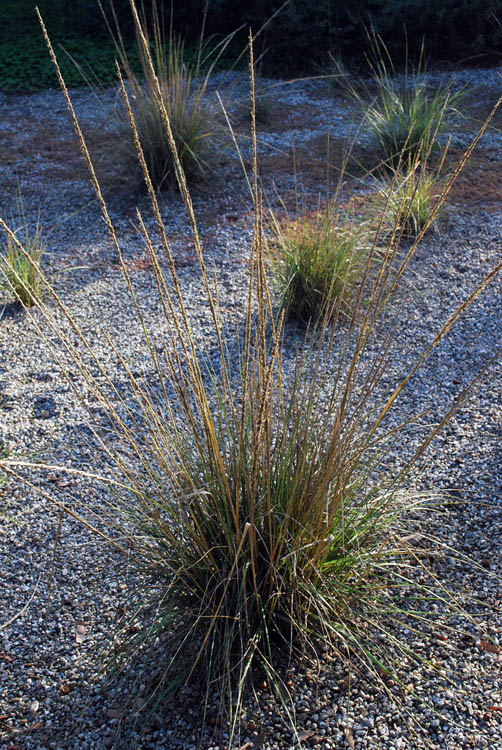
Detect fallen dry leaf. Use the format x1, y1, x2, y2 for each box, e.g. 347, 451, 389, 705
7, 744, 21, 750
0, 653, 13, 662
344, 726, 355, 749
480, 640, 501, 654
60, 683, 70, 695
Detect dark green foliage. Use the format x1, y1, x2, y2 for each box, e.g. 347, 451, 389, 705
1, 0, 502, 88
169, 0, 502, 72
0, 35, 137, 92
0, 0, 139, 91
1, 0, 112, 39
0, 0, 238, 91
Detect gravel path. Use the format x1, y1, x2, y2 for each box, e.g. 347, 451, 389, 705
0, 66, 501, 750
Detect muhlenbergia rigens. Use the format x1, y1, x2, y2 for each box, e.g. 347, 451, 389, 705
0, 2, 501, 746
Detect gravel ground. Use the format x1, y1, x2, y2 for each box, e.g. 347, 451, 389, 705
0, 64, 501, 750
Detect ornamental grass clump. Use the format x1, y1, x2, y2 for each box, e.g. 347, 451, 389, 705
0, 199, 44, 307
356, 37, 462, 168
324, 51, 354, 92
268, 204, 368, 323
1, 3, 502, 745
373, 163, 445, 238
102, 0, 227, 191
234, 83, 276, 125
387, 165, 442, 237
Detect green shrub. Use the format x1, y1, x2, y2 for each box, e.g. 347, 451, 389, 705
2, 0, 502, 91
268, 204, 368, 323
166, 0, 502, 73
2, 5, 501, 745
0, 0, 139, 92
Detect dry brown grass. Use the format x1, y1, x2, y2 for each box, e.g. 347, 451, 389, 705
444, 146, 502, 210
